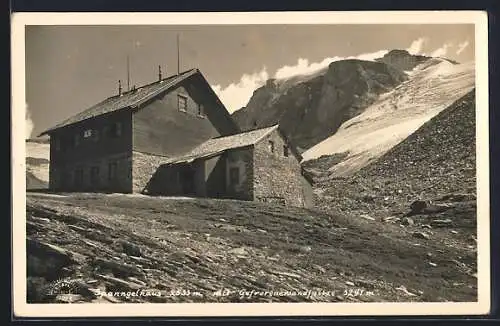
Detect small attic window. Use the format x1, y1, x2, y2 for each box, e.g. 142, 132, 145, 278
83, 129, 92, 138
178, 94, 187, 112
283, 145, 289, 157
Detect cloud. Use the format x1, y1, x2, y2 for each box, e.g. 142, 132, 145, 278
26, 103, 34, 139
274, 50, 388, 80
211, 68, 269, 113
212, 37, 429, 113
274, 57, 335, 80
406, 37, 427, 55
456, 41, 469, 55
430, 43, 453, 58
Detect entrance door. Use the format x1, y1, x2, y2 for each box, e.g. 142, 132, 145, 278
180, 165, 195, 196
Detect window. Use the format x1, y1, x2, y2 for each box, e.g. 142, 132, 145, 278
90, 166, 100, 186
108, 122, 122, 138
178, 94, 188, 112
268, 140, 275, 153
83, 129, 92, 138
229, 167, 240, 185
74, 133, 81, 147
115, 122, 122, 137
108, 161, 118, 181
74, 168, 84, 187
283, 145, 289, 157
197, 103, 205, 117
54, 137, 61, 151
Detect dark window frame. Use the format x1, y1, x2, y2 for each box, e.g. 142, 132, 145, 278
108, 161, 118, 181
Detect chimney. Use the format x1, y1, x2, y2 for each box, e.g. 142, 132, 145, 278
158, 65, 162, 81
118, 80, 122, 96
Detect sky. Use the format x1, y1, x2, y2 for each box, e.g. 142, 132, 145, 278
25, 24, 475, 139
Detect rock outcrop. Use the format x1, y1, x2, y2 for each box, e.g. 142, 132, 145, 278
232, 57, 410, 152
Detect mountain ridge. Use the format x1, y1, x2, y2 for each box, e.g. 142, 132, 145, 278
232, 53, 414, 151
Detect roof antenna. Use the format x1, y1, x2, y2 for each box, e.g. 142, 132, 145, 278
158, 65, 162, 81
126, 55, 130, 91
118, 80, 122, 96
177, 33, 180, 75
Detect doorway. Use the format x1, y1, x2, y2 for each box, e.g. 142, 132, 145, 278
179, 164, 196, 196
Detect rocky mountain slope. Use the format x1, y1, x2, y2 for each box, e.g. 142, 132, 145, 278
26, 192, 476, 303
232, 50, 415, 152
232, 50, 473, 166
302, 58, 475, 175
305, 89, 476, 221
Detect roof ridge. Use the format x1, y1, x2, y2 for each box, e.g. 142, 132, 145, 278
164, 124, 281, 165
210, 124, 278, 140
110, 68, 197, 98
39, 68, 200, 136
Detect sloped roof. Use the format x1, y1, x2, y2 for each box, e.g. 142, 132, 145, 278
39, 69, 200, 136
164, 125, 280, 164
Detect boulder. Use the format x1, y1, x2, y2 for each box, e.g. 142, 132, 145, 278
409, 200, 430, 214
120, 240, 142, 257
27, 239, 78, 280
412, 231, 431, 240
92, 257, 144, 278
401, 217, 415, 226
430, 219, 453, 227
229, 247, 248, 256
422, 204, 451, 214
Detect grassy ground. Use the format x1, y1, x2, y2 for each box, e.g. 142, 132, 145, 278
26, 191, 476, 304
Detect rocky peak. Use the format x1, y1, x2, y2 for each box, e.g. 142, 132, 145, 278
375, 49, 430, 71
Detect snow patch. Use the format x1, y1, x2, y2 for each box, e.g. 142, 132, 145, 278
302, 59, 475, 176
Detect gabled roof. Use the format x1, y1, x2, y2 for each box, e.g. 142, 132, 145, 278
164, 125, 279, 164
164, 124, 302, 165
39, 68, 236, 136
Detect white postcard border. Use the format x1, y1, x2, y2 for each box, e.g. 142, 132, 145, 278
11, 10, 490, 317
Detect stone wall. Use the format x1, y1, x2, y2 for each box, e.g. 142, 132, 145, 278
253, 130, 307, 207
132, 151, 169, 193
225, 148, 254, 201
